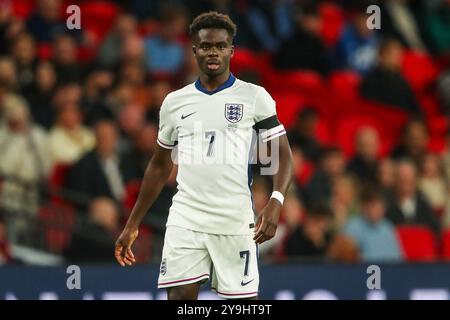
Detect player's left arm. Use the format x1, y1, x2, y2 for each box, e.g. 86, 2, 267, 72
253, 134, 293, 244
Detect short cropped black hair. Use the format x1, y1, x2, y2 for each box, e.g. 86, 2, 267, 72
189, 11, 237, 40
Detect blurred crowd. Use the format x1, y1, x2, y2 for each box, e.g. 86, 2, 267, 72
0, 0, 449, 265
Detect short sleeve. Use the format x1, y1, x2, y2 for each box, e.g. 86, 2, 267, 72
157, 96, 177, 149
253, 87, 286, 143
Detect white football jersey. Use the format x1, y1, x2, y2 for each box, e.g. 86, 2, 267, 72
157, 74, 286, 235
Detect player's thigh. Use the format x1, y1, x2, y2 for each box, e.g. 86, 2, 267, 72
158, 226, 211, 290
207, 234, 259, 299
167, 282, 201, 300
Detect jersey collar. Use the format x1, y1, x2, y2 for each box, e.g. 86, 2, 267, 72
195, 73, 236, 95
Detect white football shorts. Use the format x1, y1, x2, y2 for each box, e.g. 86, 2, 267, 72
157, 226, 259, 299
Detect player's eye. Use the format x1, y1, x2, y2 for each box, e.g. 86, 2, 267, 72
200, 44, 211, 51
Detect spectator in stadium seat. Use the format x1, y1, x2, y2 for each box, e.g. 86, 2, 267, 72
444, 130, 450, 184
64, 197, 119, 263
79, 67, 115, 125
67, 120, 136, 204
284, 203, 333, 261
143, 4, 188, 76
96, 13, 138, 68
0, 213, 12, 265
333, 6, 379, 75
287, 107, 322, 162
23, 61, 57, 129
0, 1, 26, 55
385, 159, 439, 234
344, 187, 403, 262
52, 34, 84, 85
145, 79, 173, 123
52, 82, 82, 109
125, 122, 158, 178
424, 0, 450, 55
26, 0, 83, 44
117, 34, 148, 74
330, 175, 360, 232
273, 3, 330, 75
391, 118, 429, 166
418, 153, 449, 214
0, 95, 52, 240
48, 102, 95, 164
0, 56, 18, 93
360, 38, 422, 116
10, 33, 37, 94
381, 0, 428, 52
376, 157, 396, 196
347, 127, 380, 185
117, 103, 146, 154
437, 69, 450, 116
305, 146, 346, 205
118, 61, 147, 87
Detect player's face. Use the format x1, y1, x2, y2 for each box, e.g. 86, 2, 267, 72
192, 28, 234, 77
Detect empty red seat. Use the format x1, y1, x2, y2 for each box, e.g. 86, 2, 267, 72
230, 48, 261, 76
402, 50, 440, 93
295, 159, 316, 186
272, 92, 307, 130
80, 1, 120, 42
328, 71, 361, 102
11, 0, 35, 19
396, 225, 438, 261
122, 180, 141, 218
37, 43, 52, 60
49, 163, 72, 188
441, 229, 450, 260
48, 163, 72, 205
319, 2, 345, 47
38, 204, 75, 253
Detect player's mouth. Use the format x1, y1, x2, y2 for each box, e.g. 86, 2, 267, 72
206, 60, 220, 71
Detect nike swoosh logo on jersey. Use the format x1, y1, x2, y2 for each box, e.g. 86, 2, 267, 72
181, 112, 196, 120
240, 279, 254, 286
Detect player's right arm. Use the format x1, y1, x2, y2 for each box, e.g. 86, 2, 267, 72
115, 145, 173, 266
116, 94, 177, 266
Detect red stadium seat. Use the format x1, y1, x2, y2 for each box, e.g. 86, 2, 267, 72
49, 163, 72, 188
38, 204, 76, 253
328, 71, 361, 103
80, 1, 120, 42
427, 115, 449, 137
441, 229, 450, 260
123, 180, 141, 217
396, 225, 438, 262
419, 93, 442, 117
334, 116, 383, 159
37, 43, 52, 60
271, 91, 307, 130
295, 159, 316, 186
427, 136, 447, 154
48, 163, 72, 205
402, 50, 440, 93
11, 0, 35, 19
330, 100, 409, 158
319, 2, 345, 47
230, 48, 261, 76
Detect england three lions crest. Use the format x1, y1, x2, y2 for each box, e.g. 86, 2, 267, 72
225, 103, 243, 123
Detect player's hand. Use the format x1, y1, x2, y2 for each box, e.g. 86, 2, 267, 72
253, 198, 281, 244
114, 228, 138, 267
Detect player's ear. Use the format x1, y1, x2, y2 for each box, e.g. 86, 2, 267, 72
230, 45, 234, 58
192, 45, 197, 56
